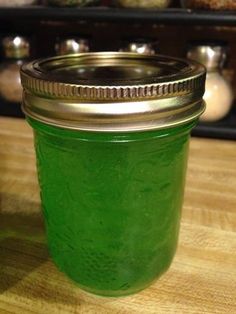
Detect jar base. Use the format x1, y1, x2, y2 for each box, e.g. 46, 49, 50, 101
50, 254, 172, 297
65, 273, 163, 298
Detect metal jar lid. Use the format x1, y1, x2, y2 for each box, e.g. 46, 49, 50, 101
55, 38, 90, 55
187, 43, 227, 71
21, 52, 206, 132
3, 36, 30, 59
120, 39, 157, 55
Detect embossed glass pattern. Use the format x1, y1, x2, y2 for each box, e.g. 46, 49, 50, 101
29, 118, 193, 296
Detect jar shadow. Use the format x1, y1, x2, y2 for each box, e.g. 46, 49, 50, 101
0, 193, 48, 295
0, 193, 99, 307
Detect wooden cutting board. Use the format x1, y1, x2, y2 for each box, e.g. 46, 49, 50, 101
0, 117, 235, 314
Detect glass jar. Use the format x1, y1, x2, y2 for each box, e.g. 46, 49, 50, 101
120, 39, 157, 55
0, 0, 36, 6
181, 0, 236, 10
55, 38, 90, 55
118, 0, 172, 9
187, 44, 233, 122
0, 36, 30, 103
21, 52, 205, 297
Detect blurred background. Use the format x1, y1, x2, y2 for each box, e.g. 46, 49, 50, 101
0, 0, 236, 139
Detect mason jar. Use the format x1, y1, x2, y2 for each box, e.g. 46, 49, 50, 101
21, 52, 205, 297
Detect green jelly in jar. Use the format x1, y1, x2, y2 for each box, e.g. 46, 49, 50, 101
21, 52, 206, 297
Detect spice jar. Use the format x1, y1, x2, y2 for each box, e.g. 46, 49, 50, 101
0, 36, 30, 103
118, 0, 172, 9
46, 0, 99, 6
187, 44, 233, 122
181, 0, 236, 10
21, 52, 205, 297
55, 38, 90, 55
120, 39, 157, 55
0, 0, 36, 6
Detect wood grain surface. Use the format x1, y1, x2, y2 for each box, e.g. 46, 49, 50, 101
0, 117, 236, 314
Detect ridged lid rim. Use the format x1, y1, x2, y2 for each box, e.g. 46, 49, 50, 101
21, 52, 206, 102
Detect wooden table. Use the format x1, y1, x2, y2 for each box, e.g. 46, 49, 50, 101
0, 117, 236, 314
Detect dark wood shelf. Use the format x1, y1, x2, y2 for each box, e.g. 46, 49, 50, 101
192, 108, 236, 140
0, 7, 236, 25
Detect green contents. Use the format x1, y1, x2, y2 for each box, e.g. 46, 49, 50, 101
29, 118, 194, 296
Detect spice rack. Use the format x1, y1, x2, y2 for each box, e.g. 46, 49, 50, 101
0, 6, 236, 140
0, 7, 236, 25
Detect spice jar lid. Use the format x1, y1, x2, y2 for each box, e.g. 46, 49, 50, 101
120, 39, 157, 55
187, 44, 227, 71
55, 38, 90, 55
21, 52, 206, 132
2, 36, 30, 59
